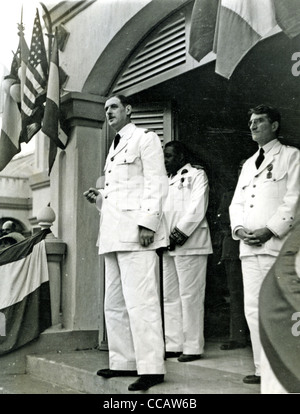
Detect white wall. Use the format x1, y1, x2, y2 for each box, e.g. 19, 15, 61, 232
61, 0, 152, 92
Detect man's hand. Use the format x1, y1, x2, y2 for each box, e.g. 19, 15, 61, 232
83, 188, 100, 204
139, 226, 155, 247
237, 227, 273, 247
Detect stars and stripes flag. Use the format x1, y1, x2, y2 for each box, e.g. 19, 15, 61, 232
42, 31, 68, 174
0, 229, 52, 355
20, 8, 48, 143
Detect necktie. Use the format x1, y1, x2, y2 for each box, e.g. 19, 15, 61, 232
113, 133, 121, 149
255, 147, 265, 169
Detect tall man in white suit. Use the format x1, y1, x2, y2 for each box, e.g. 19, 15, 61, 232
84, 94, 168, 391
229, 104, 300, 385
162, 141, 212, 362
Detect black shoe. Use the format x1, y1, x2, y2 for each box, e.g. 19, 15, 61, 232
97, 368, 138, 378
128, 374, 164, 391
177, 354, 202, 362
165, 351, 182, 359
220, 341, 247, 351
243, 375, 261, 384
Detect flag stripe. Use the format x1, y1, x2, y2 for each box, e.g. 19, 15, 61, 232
1, 93, 21, 147
0, 81, 22, 170
0, 130, 20, 170
0, 228, 50, 265
47, 63, 59, 103
188, 0, 298, 79
0, 240, 49, 309
0, 228, 52, 356
215, 5, 261, 78
274, 0, 300, 38
188, 0, 219, 62
20, 8, 48, 143
42, 32, 68, 175
0, 281, 51, 355
42, 98, 63, 147
222, 0, 277, 36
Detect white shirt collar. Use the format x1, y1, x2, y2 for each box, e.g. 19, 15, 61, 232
117, 122, 134, 138
260, 138, 279, 155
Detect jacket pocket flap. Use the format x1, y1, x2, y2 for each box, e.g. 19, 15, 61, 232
116, 154, 139, 165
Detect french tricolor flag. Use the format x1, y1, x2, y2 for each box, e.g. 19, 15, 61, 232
0, 229, 52, 355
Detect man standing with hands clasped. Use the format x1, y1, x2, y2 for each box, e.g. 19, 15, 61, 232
230, 104, 300, 385
84, 94, 168, 391
162, 141, 212, 363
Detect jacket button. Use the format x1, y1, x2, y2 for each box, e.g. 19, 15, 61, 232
250, 205, 254, 208
111, 157, 114, 162
105, 196, 108, 199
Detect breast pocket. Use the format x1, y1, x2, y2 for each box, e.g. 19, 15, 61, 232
263, 170, 287, 198
116, 154, 141, 178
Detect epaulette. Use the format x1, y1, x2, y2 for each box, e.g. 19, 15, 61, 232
144, 128, 154, 133
192, 164, 204, 170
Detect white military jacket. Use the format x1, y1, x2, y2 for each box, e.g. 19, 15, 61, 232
163, 163, 213, 256
230, 139, 300, 258
96, 123, 168, 254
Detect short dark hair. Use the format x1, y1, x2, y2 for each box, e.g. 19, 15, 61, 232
164, 141, 190, 163
248, 104, 281, 136
107, 94, 132, 107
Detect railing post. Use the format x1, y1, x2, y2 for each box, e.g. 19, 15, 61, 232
37, 206, 67, 327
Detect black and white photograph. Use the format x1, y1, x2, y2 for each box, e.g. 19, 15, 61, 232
0, 0, 299, 398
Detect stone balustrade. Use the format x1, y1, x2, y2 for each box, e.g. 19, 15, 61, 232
37, 205, 67, 327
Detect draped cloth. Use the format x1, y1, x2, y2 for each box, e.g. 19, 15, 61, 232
0, 229, 51, 355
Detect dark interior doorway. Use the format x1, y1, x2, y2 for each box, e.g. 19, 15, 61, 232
130, 30, 300, 340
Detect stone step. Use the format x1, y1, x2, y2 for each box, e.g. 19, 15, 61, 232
0, 373, 82, 394
25, 344, 259, 394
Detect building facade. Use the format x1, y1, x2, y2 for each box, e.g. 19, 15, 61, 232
1, 0, 299, 349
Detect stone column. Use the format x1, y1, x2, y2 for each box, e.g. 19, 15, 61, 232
37, 205, 66, 327
48, 92, 107, 335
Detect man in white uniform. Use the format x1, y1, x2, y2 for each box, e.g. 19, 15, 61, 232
84, 94, 168, 391
230, 104, 300, 385
162, 141, 212, 362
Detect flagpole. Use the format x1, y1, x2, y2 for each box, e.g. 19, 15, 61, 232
17, 5, 25, 38
40, 2, 53, 65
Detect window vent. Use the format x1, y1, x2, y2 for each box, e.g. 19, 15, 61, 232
131, 108, 165, 145
113, 14, 186, 93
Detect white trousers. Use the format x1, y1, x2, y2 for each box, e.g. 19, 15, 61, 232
104, 251, 166, 375
163, 254, 207, 355
241, 254, 277, 376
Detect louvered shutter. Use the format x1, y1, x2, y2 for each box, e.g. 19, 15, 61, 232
105, 102, 174, 150
131, 102, 174, 147
112, 13, 186, 94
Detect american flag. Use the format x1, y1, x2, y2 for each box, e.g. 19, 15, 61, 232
20, 9, 48, 143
